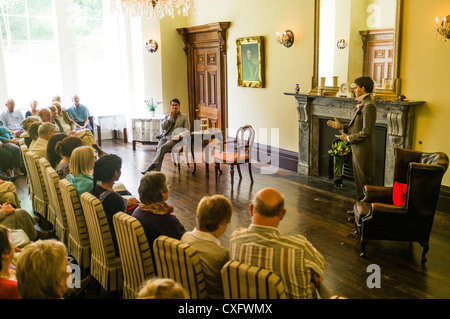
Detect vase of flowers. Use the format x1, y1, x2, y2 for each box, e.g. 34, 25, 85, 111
325, 140, 351, 187
145, 98, 161, 117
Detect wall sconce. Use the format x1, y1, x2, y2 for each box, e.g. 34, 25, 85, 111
336, 39, 347, 49
276, 30, 294, 47
435, 15, 450, 41
145, 40, 158, 53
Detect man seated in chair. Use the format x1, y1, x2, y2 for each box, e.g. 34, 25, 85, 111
141, 98, 190, 174
229, 187, 330, 299
181, 195, 232, 299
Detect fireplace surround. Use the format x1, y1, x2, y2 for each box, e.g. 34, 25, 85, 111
285, 93, 424, 186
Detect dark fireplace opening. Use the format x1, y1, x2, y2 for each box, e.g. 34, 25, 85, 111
319, 118, 387, 186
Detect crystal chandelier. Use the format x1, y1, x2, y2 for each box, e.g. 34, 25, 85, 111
110, 0, 197, 19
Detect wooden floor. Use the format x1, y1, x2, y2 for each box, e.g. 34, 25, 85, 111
15, 139, 450, 299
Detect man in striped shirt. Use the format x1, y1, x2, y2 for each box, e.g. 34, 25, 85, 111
229, 187, 329, 299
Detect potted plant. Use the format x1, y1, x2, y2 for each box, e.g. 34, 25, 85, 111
144, 98, 161, 117
324, 140, 351, 187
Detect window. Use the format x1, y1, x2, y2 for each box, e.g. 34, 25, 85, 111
0, 0, 132, 116
1, 0, 60, 110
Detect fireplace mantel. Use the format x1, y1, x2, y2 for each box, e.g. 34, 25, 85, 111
285, 93, 424, 186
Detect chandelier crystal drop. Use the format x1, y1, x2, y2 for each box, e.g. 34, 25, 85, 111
110, 0, 197, 19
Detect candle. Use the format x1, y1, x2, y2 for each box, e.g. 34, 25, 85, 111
319, 77, 326, 89
332, 76, 338, 87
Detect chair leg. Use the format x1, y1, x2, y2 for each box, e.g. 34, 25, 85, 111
215, 163, 220, 182
419, 242, 429, 263
236, 164, 242, 180
230, 164, 235, 185
248, 163, 254, 183
360, 239, 367, 257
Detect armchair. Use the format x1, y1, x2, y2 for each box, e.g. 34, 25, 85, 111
353, 148, 449, 262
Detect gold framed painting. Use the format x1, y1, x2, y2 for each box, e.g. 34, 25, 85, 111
236, 36, 265, 88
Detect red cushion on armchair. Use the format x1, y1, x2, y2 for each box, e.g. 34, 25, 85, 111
392, 181, 407, 206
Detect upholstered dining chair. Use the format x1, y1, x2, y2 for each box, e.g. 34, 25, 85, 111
20, 143, 34, 204
213, 125, 255, 185
39, 158, 68, 245
153, 235, 207, 299
80, 192, 123, 293
113, 212, 155, 299
353, 148, 449, 262
59, 179, 91, 271
24, 151, 49, 224
221, 260, 287, 299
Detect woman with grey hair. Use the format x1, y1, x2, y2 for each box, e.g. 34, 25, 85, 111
132, 172, 186, 258
16, 239, 70, 299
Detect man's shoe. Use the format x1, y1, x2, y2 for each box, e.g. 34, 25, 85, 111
141, 164, 156, 175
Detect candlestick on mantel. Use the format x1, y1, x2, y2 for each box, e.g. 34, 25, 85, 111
332, 76, 338, 87
319, 77, 326, 89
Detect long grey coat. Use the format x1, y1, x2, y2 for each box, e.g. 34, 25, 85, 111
344, 95, 377, 201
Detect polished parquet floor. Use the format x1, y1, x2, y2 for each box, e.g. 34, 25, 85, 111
15, 139, 450, 299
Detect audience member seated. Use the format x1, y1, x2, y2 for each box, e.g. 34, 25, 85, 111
0, 178, 20, 207
55, 136, 83, 179
181, 195, 232, 299
65, 146, 95, 198
0, 118, 24, 177
0, 99, 24, 137
132, 172, 186, 258
229, 187, 329, 299
90, 154, 139, 256
38, 108, 51, 123
25, 100, 39, 118
29, 122, 58, 158
16, 239, 71, 299
0, 201, 53, 243
0, 225, 20, 299
46, 133, 68, 168
20, 117, 40, 147
67, 95, 94, 135
0, 146, 17, 181
27, 121, 42, 149
52, 102, 105, 157
138, 278, 187, 299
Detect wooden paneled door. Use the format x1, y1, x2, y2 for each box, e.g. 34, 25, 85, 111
177, 22, 230, 137
360, 29, 394, 89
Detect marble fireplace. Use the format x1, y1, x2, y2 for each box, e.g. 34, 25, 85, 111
285, 93, 424, 186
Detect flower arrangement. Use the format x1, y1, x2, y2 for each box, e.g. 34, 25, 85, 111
144, 98, 162, 112
326, 140, 351, 158
324, 140, 351, 186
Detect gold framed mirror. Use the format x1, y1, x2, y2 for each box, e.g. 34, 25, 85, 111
310, 0, 403, 100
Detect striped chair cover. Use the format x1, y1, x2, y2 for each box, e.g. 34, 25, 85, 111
24, 152, 49, 222
39, 158, 69, 246
38, 158, 57, 230
59, 179, 91, 270
20, 144, 34, 204
80, 192, 123, 292
153, 235, 207, 299
113, 212, 155, 299
221, 260, 287, 299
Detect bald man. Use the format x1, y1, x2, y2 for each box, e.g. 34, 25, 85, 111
229, 188, 330, 299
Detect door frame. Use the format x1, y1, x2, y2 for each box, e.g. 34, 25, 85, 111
177, 22, 231, 138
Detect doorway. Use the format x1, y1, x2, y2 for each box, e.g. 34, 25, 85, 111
177, 22, 231, 137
